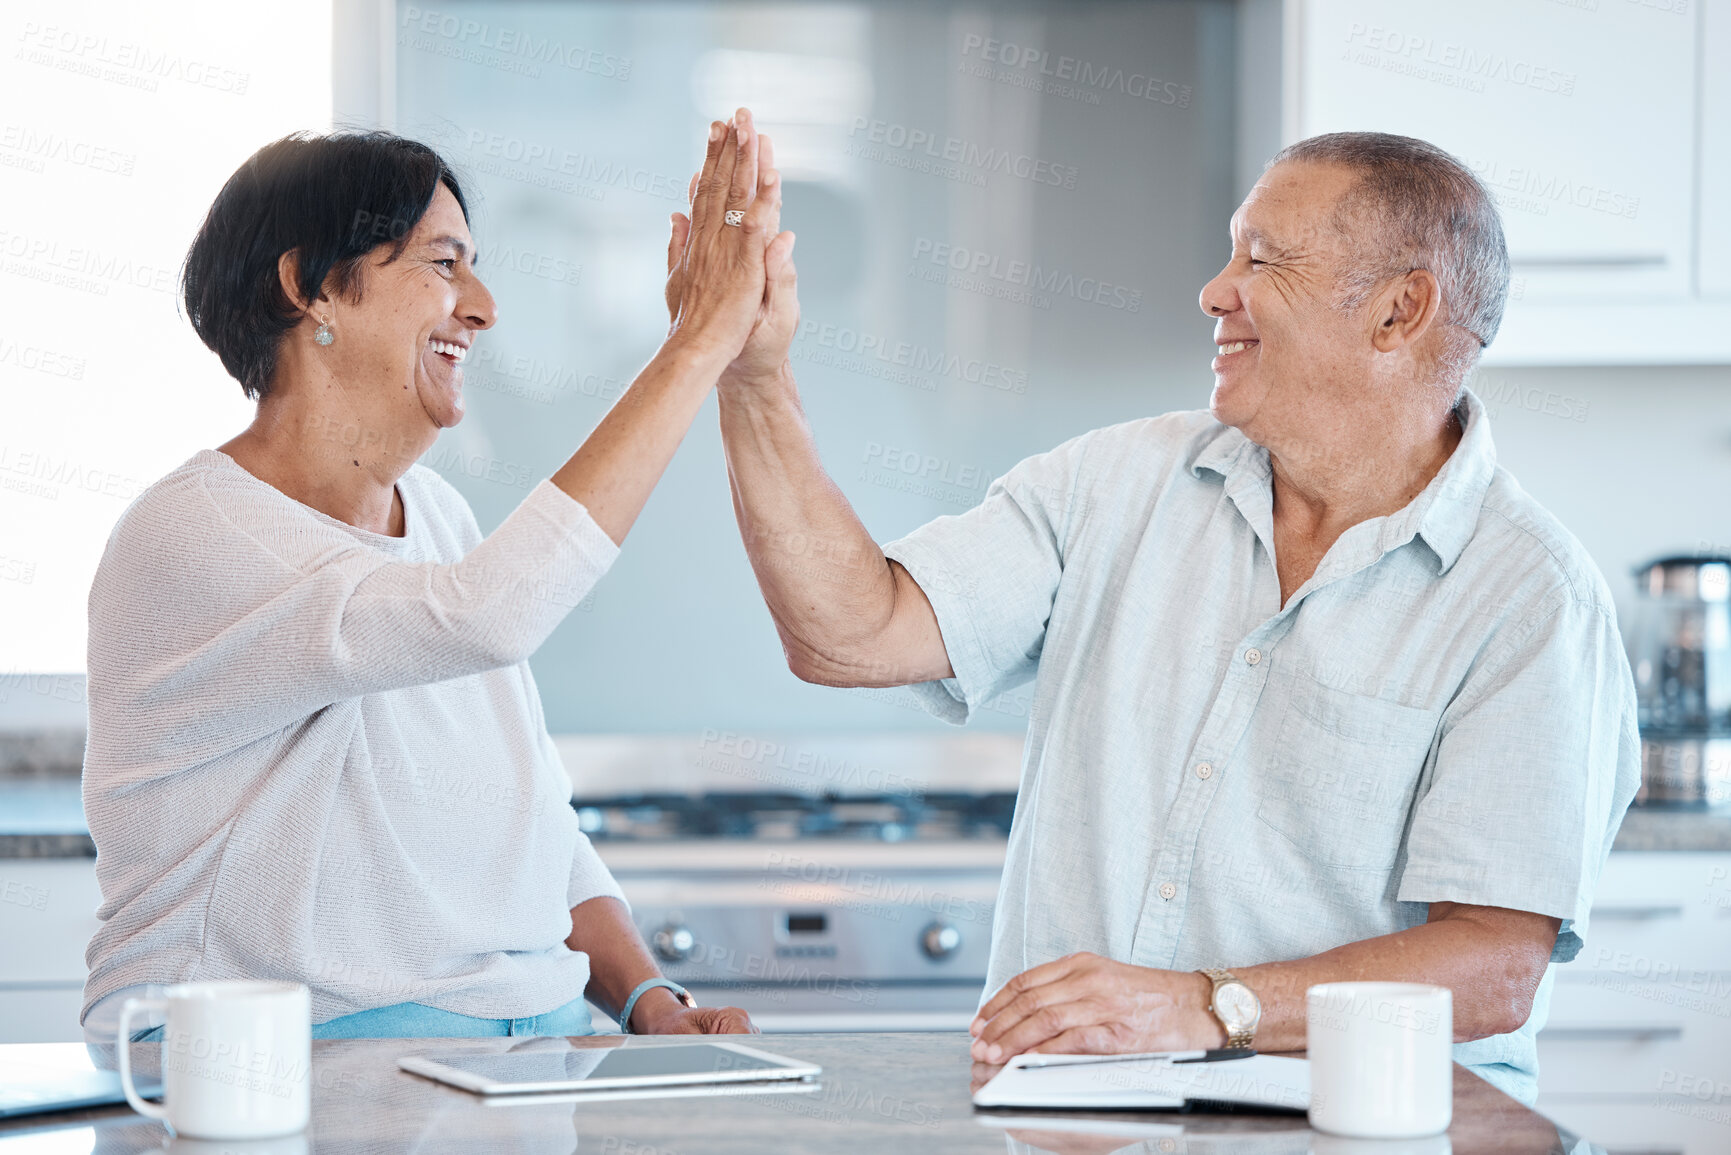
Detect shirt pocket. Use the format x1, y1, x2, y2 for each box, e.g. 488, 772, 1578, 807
1254, 674, 1439, 871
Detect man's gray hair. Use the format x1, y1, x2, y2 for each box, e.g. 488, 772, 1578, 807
1267, 132, 1510, 389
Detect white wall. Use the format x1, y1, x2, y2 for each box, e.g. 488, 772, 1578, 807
1473, 363, 1731, 625
0, 0, 333, 673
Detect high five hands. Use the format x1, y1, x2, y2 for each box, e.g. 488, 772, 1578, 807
665, 107, 800, 385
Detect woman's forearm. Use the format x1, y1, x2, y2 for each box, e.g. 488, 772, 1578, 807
568, 896, 683, 1028
550, 338, 732, 545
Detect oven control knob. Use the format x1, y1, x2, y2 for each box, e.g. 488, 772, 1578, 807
652, 922, 696, 962
921, 921, 962, 960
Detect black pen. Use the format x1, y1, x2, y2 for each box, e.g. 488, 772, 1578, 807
1015, 1048, 1257, 1070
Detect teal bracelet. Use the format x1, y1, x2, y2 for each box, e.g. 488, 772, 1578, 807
618, 978, 693, 1034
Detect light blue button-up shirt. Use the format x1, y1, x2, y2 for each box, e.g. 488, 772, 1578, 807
882, 390, 1640, 1102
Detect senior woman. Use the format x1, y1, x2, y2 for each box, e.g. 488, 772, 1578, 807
80, 111, 789, 1040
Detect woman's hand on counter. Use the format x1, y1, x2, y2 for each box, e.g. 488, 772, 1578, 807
572, 897, 755, 1034
629, 988, 757, 1034
968, 952, 1223, 1063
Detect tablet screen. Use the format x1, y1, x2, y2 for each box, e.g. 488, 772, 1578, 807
0, 1043, 162, 1119
429, 1044, 799, 1087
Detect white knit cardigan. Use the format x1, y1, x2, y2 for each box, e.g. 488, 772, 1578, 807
81, 449, 624, 1025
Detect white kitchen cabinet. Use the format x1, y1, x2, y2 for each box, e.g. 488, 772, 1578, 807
0, 858, 101, 1043
1540, 852, 1731, 1101
1701, 0, 1731, 299
1536, 1095, 1731, 1155
1276, 0, 1731, 364
0, 989, 87, 1045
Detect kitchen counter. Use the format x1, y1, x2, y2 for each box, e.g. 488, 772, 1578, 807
0, 1033, 1593, 1153
0, 777, 92, 858
1603, 806, 1731, 851
7, 773, 1731, 858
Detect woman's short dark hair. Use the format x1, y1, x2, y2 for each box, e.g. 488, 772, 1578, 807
182, 131, 469, 400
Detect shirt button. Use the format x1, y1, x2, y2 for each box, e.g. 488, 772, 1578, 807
1244, 647, 1263, 666
1195, 761, 1214, 780
1159, 882, 1177, 901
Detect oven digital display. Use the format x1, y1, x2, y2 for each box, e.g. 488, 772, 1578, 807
785, 913, 827, 935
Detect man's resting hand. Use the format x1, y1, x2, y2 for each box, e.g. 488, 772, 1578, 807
969, 952, 1224, 1063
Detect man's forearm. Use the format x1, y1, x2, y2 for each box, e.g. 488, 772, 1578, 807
1233, 904, 1558, 1049
717, 367, 933, 685
972, 903, 1557, 1062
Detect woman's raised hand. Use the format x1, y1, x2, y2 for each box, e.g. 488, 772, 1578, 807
664, 108, 787, 363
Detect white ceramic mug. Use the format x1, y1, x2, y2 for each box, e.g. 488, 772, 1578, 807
118, 980, 311, 1139
1307, 982, 1452, 1138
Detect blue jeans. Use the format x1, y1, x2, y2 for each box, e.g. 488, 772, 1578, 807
129, 996, 595, 1042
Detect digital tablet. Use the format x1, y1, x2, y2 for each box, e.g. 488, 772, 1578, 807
398, 1042, 821, 1095
0, 1043, 162, 1119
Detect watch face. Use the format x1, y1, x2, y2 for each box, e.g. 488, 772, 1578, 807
1215, 982, 1259, 1028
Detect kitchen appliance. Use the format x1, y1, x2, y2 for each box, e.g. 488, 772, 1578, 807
1626, 556, 1731, 807
577, 790, 1014, 1032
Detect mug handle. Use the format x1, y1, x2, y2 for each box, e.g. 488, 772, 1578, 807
116, 996, 170, 1123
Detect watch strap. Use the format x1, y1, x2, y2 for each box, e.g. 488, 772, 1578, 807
618, 978, 695, 1034
1197, 968, 1258, 1049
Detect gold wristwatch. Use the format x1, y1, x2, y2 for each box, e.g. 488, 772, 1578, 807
1198, 968, 1261, 1049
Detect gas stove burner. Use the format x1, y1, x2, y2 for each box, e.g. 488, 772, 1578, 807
570, 790, 1017, 842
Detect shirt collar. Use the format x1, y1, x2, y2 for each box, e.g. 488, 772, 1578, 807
1188, 387, 1498, 576
1400, 387, 1497, 574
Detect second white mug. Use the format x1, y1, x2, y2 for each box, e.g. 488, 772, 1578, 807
118, 980, 311, 1140
1307, 981, 1453, 1139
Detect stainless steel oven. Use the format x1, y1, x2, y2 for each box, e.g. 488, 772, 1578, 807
582, 791, 1012, 1032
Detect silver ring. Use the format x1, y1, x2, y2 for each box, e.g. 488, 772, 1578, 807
723, 209, 744, 227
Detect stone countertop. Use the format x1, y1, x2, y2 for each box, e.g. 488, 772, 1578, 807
0, 1033, 1589, 1153
6, 773, 1731, 859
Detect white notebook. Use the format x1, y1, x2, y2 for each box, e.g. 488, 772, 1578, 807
972, 1050, 1309, 1112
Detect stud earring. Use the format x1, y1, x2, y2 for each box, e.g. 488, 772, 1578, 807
314, 315, 335, 346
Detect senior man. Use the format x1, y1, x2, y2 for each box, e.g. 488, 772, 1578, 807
708, 131, 1639, 1101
